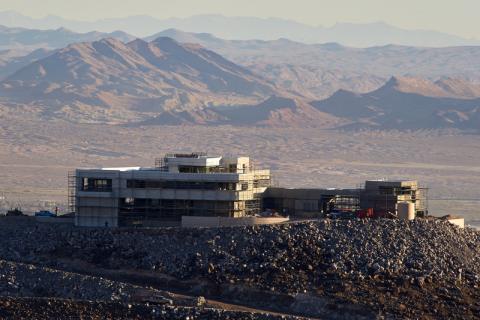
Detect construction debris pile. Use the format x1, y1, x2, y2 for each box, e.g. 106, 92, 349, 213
0, 217, 479, 318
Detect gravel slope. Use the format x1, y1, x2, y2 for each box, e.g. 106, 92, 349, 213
0, 217, 478, 318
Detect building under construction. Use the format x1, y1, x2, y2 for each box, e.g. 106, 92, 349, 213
71, 153, 271, 227
263, 180, 428, 217
70, 152, 427, 227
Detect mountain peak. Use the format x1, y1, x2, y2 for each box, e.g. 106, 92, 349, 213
127, 38, 148, 47
378, 76, 444, 96
159, 28, 189, 36
96, 37, 123, 46
151, 36, 179, 45
373, 76, 480, 99
55, 27, 72, 33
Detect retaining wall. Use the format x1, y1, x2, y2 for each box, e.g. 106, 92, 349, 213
181, 216, 289, 228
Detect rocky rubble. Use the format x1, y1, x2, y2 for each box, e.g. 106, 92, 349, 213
0, 259, 169, 302
0, 217, 479, 318
0, 297, 305, 320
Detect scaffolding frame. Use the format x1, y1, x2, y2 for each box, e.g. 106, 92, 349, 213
67, 171, 76, 215
360, 183, 429, 216
116, 174, 270, 227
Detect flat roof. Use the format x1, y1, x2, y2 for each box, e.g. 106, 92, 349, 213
78, 167, 157, 172
101, 167, 141, 171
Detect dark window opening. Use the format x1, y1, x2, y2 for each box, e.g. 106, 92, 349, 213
82, 178, 112, 192
126, 179, 237, 191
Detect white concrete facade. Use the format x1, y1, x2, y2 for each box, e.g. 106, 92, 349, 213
74, 153, 271, 227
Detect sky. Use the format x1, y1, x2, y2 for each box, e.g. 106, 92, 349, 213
1, 0, 479, 39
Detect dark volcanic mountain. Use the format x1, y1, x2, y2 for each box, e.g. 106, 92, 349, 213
0, 37, 278, 124
312, 77, 480, 131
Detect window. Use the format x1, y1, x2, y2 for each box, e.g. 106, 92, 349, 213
127, 179, 238, 191
253, 179, 270, 188
178, 166, 207, 173
241, 182, 249, 191
82, 178, 112, 192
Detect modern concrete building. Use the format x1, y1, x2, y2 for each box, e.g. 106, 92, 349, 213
263, 180, 427, 217
70, 152, 427, 227
71, 153, 271, 227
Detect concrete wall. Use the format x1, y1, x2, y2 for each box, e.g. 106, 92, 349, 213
181, 216, 289, 228
75, 207, 118, 227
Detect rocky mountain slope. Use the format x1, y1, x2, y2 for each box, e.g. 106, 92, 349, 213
0, 48, 53, 80
0, 37, 280, 124
312, 77, 480, 131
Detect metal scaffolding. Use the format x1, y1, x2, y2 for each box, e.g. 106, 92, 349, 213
67, 171, 76, 215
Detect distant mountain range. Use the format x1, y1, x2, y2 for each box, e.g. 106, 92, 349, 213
3, 26, 480, 100
1, 35, 479, 131
153, 29, 480, 99
0, 24, 133, 50
0, 11, 478, 47
0, 24, 479, 131
153, 29, 480, 77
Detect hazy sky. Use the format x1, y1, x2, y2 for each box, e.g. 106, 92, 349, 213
1, 0, 479, 39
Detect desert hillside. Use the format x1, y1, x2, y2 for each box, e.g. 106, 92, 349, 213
311, 77, 480, 131
0, 37, 279, 123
